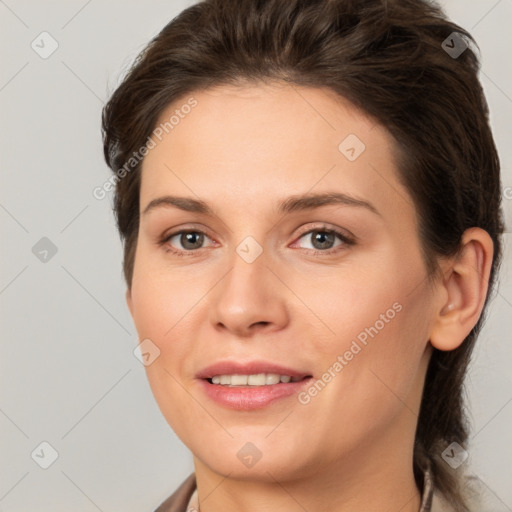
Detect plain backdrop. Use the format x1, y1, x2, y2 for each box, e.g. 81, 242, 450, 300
1, 1, 511, 510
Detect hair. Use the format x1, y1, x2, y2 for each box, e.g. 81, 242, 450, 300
101, 0, 504, 508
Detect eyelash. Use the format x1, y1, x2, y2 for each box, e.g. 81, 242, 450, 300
159, 225, 355, 258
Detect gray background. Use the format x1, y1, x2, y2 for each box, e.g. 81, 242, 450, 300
1, 1, 511, 510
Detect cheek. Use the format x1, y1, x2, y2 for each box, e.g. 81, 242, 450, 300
129, 258, 203, 380
330, 285, 431, 422
129, 253, 196, 339
129, 270, 203, 441
295, 259, 431, 405
290, 268, 405, 356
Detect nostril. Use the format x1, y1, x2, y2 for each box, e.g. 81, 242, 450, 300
252, 321, 270, 328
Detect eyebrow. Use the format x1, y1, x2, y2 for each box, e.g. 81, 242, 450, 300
142, 192, 381, 217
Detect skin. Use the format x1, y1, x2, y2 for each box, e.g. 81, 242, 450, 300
126, 82, 493, 512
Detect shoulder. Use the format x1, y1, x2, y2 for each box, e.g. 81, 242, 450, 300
430, 489, 458, 512
422, 466, 484, 512
430, 484, 483, 512
153, 473, 196, 512
421, 466, 456, 512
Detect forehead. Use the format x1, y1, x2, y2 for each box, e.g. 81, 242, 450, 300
139, 83, 412, 219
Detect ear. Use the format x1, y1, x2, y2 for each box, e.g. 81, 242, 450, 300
126, 288, 133, 317
430, 227, 494, 351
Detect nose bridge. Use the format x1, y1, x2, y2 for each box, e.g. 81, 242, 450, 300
208, 236, 288, 335
219, 240, 272, 310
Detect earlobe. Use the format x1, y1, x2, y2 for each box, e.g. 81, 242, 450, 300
429, 227, 494, 352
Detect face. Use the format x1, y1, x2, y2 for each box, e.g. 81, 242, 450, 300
127, 83, 437, 482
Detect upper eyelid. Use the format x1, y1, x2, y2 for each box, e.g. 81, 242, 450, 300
164, 228, 216, 246
294, 223, 353, 239
164, 223, 347, 239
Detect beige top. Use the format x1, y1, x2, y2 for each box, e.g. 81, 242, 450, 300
154, 467, 458, 512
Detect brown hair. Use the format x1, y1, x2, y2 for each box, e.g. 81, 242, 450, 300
101, 0, 504, 508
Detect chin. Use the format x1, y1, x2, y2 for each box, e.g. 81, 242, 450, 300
192, 435, 319, 482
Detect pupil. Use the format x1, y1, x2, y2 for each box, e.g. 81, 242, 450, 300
313, 231, 334, 249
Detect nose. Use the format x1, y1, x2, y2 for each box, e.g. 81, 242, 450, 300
208, 248, 289, 338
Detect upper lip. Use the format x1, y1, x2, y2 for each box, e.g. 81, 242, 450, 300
196, 361, 312, 380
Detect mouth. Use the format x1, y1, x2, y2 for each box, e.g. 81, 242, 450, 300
196, 360, 312, 381
196, 361, 314, 410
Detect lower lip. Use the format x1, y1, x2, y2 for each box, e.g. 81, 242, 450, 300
197, 378, 313, 410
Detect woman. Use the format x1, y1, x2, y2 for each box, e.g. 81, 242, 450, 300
101, 0, 504, 510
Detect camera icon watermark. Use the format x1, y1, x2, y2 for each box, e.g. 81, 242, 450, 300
31, 441, 59, 469
441, 32, 468, 59
237, 442, 262, 468
338, 134, 366, 161
133, 338, 161, 366
31, 31, 59, 59
441, 441, 468, 469
32, 237, 58, 263
236, 236, 263, 263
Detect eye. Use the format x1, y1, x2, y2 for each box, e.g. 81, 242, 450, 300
293, 227, 354, 254
159, 225, 354, 257
161, 229, 215, 255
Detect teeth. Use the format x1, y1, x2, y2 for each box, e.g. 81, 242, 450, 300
210, 373, 302, 386
248, 373, 266, 385
231, 374, 248, 386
